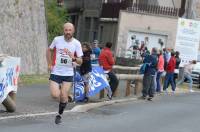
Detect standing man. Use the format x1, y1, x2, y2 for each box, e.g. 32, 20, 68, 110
46, 22, 83, 124
140, 47, 158, 101
99, 42, 119, 98
91, 40, 101, 65
174, 51, 181, 86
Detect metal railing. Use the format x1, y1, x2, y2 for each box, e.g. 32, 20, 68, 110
127, 3, 179, 17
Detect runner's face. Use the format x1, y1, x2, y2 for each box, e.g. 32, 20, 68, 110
64, 25, 74, 40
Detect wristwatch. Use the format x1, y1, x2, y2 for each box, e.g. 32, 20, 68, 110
72, 58, 76, 62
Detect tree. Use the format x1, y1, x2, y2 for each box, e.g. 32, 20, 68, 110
44, 0, 68, 44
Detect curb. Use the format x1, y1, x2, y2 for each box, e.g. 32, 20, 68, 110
0, 90, 199, 121
70, 98, 138, 112
0, 98, 137, 120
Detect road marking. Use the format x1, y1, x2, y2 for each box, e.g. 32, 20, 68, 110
0, 91, 199, 121
0, 98, 138, 121
0, 110, 71, 120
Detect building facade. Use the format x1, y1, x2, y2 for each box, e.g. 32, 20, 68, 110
64, 0, 199, 50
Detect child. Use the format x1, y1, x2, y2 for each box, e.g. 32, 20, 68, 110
80, 42, 92, 102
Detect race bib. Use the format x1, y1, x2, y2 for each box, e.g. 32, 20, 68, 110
56, 54, 72, 66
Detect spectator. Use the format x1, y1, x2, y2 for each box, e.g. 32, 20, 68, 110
80, 42, 92, 101
174, 51, 181, 86
141, 47, 150, 60
99, 42, 119, 98
91, 40, 101, 65
156, 50, 164, 93
140, 47, 158, 101
163, 48, 171, 70
163, 51, 176, 94
177, 60, 196, 92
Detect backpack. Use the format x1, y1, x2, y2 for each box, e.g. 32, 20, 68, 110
140, 63, 149, 74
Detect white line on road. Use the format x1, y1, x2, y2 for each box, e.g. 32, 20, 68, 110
0, 98, 138, 121
1, 91, 198, 121
0, 110, 71, 120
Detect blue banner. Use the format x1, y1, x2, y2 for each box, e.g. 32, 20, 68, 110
74, 66, 111, 101
87, 66, 110, 97
74, 72, 85, 101
0, 83, 5, 98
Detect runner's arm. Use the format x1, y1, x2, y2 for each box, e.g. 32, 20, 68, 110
74, 57, 82, 65
68, 52, 83, 65
46, 48, 53, 70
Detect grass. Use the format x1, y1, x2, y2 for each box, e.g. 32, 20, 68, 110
19, 74, 49, 86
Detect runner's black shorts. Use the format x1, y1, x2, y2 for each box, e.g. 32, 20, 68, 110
49, 74, 73, 84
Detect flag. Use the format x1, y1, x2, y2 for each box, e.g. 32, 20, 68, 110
74, 66, 111, 101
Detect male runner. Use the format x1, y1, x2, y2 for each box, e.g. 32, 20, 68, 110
46, 22, 83, 124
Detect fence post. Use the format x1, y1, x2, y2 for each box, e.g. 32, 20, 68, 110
134, 80, 143, 95
126, 80, 131, 96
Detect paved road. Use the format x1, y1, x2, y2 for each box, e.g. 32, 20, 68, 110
0, 80, 135, 117
0, 93, 200, 132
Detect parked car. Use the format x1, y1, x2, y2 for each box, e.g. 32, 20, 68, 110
191, 62, 200, 85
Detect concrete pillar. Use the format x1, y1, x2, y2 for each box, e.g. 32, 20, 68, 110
89, 17, 94, 42
134, 80, 143, 95
76, 15, 82, 40
126, 80, 131, 96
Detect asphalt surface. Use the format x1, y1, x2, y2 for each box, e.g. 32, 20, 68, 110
0, 80, 135, 117
0, 92, 200, 132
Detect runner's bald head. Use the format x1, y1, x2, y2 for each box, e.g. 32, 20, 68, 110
63, 22, 75, 40
63, 22, 75, 33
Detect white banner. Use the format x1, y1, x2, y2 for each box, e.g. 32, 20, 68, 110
175, 18, 200, 66
0, 57, 20, 103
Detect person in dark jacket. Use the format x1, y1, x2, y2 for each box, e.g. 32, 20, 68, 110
80, 42, 92, 101
174, 51, 181, 86
80, 43, 92, 76
140, 47, 158, 101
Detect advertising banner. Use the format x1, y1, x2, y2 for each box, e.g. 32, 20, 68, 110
175, 18, 200, 66
0, 57, 20, 103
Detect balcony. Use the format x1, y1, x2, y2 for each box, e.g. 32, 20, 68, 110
127, 3, 179, 17
101, 1, 129, 18
64, 0, 84, 13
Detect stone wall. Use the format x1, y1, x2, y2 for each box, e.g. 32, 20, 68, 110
0, 0, 48, 74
